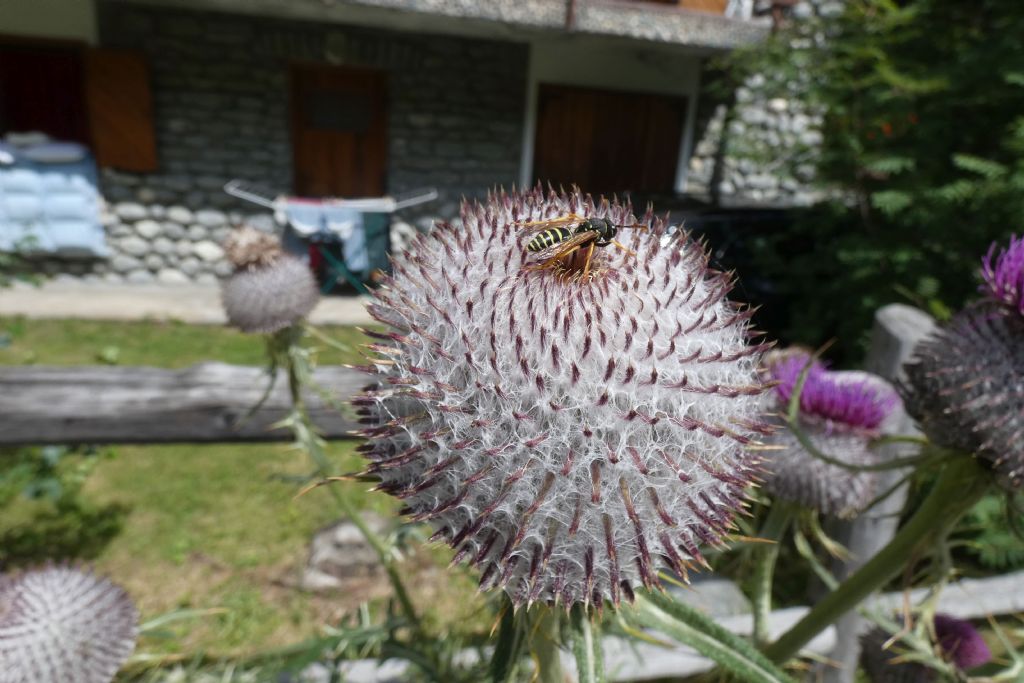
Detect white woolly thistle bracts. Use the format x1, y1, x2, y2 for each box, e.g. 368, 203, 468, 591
221, 226, 320, 334
354, 187, 772, 609
0, 565, 138, 683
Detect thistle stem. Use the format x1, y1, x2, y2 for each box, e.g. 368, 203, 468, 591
277, 328, 421, 632
763, 456, 991, 663
752, 502, 795, 647
532, 605, 564, 683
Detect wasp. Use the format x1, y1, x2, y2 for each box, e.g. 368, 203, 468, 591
520, 213, 647, 278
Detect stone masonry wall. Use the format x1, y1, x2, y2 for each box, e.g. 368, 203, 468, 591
77, 2, 526, 284
686, 0, 839, 207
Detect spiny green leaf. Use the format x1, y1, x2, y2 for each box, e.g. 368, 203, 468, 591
629, 592, 796, 683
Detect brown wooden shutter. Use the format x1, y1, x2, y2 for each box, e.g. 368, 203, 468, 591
84, 48, 157, 172
678, 0, 729, 13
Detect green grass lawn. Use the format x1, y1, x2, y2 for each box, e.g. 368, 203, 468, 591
0, 317, 487, 659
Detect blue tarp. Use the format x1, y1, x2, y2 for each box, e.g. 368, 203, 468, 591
0, 141, 107, 258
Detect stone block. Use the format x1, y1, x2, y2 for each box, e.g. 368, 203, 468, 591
187, 224, 209, 241
152, 237, 176, 255
301, 513, 390, 592
195, 209, 228, 228
110, 254, 142, 273
194, 240, 224, 262
179, 257, 201, 277
117, 236, 149, 257
115, 202, 148, 222
125, 269, 155, 284
163, 222, 187, 240
135, 219, 163, 240
157, 268, 191, 284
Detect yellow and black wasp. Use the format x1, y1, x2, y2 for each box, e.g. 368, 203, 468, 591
520, 213, 647, 279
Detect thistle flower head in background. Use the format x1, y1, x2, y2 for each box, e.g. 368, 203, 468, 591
0, 565, 138, 683
220, 226, 319, 334
932, 614, 991, 670
762, 350, 900, 518
981, 234, 1024, 315
355, 186, 772, 608
902, 235, 1024, 488
860, 614, 991, 682
223, 225, 283, 270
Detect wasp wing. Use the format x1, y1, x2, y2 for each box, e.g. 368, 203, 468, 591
515, 213, 587, 235
525, 230, 600, 269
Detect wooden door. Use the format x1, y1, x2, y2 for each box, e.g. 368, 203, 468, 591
84, 48, 158, 172
290, 64, 388, 198
533, 84, 687, 195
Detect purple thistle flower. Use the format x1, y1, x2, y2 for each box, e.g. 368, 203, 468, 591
355, 186, 771, 608
860, 614, 991, 682
933, 614, 991, 670
770, 352, 898, 431
763, 351, 900, 518
981, 234, 1024, 315
902, 303, 1024, 488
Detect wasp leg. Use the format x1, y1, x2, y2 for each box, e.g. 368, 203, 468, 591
582, 241, 596, 279
611, 239, 636, 257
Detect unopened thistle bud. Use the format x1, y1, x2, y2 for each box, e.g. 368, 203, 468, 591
762, 351, 899, 518
0, 566, 138, 683
354, 187, 772, 608
220, 226, 319, 334
902, 236, 1024, 488
860, 614, 991, 682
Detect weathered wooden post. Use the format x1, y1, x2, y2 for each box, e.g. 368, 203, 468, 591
822, 304, 936, 683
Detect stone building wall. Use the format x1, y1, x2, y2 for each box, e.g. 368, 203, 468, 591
77, 2, 526, 283
685, 0, 840, 207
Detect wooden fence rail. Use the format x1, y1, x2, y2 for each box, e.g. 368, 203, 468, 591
0, 362, 364, 445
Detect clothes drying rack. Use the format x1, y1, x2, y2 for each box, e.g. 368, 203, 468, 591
224, 180, 437, 294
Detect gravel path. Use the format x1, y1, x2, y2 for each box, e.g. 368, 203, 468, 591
0, 281, 373, 327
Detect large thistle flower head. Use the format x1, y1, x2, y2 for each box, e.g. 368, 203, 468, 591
762, 350, 899, 518
0, 565, 138, 683
860, 614, 991, 682
902, 235, 1024, 487
354, 186, 772, 608
220, 226, 319, 334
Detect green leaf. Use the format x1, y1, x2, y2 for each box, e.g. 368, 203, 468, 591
489, 601, 527, 683
1005, 72, 1024, 87
952, 153, 1008, 179
629, 591, 796, 683
870, 190, 913, 215
569, 606, 605, 683
863, 156, 916, 175
138, 607, 227, 636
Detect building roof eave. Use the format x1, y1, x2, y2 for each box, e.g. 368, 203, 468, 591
102, 0, 770, 51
